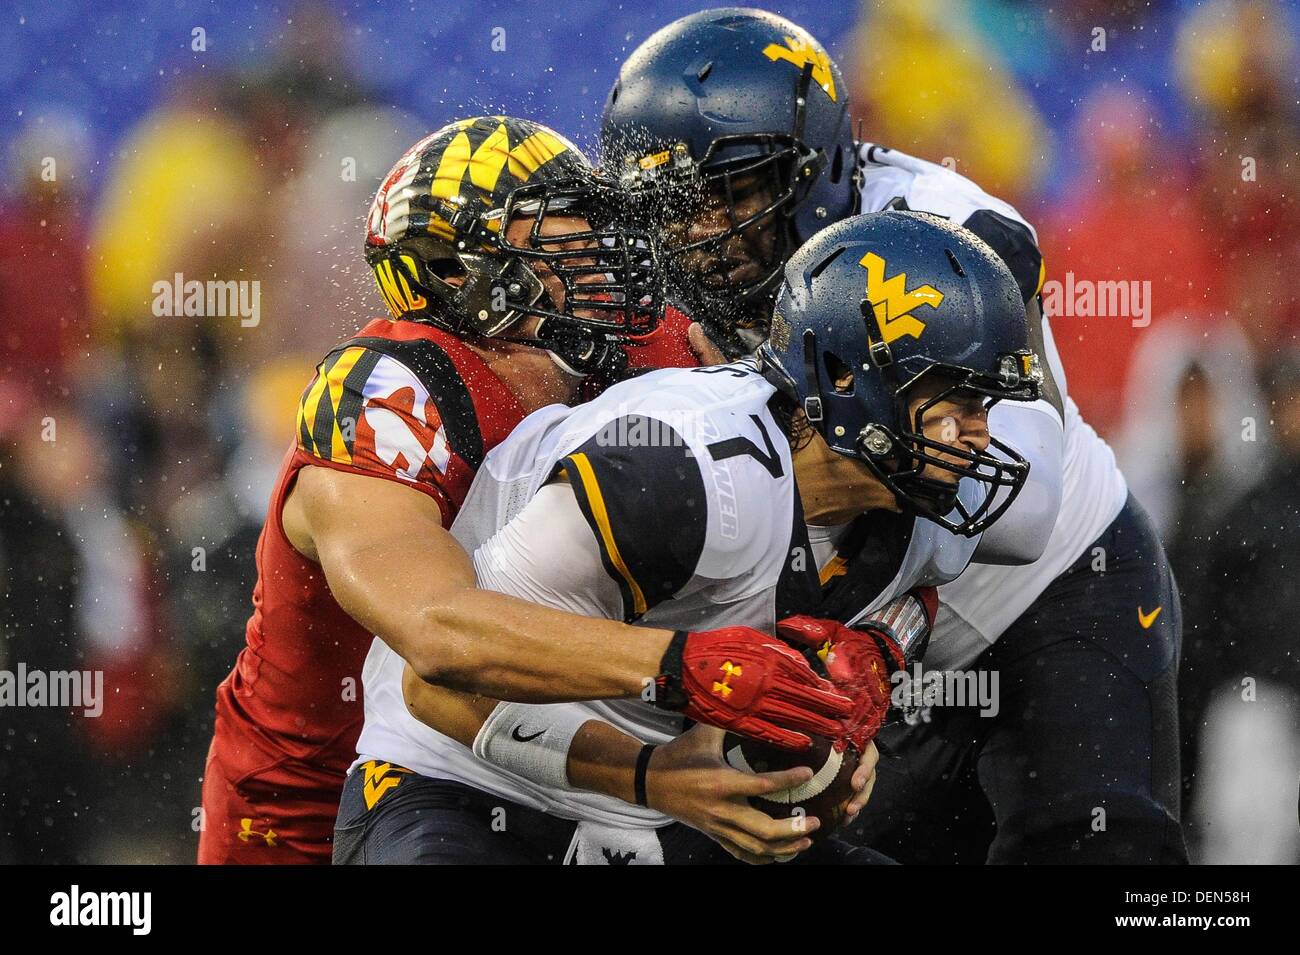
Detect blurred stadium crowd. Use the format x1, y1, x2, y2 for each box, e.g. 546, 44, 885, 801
1, 0, 1297, 863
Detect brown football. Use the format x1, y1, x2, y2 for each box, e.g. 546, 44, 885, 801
722, 731, 859, 840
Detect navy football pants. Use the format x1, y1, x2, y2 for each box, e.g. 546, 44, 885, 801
333, 770, 895, 865
847, 494, 1188, 864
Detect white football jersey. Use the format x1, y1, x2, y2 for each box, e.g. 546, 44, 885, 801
856, 144, 1128, 668
354, 360, 981, 827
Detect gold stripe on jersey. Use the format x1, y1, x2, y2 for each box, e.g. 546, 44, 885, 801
297, 365, 331, 457
296, 345, 378, 464
566, 452, 648, 617
819, 552, 849, 586
323, 347, 366, 463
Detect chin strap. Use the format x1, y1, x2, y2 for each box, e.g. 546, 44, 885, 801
530, 316, 629, 378
546, 348, 587, 378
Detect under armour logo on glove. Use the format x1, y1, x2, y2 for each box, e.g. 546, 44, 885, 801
652, 627, 852, 751
712, 661, 743, 698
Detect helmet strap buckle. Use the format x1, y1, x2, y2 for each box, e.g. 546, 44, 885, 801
861, 302, 893, 367
803, 395, 824, 423
446, 204, 494, 249
868, 337, 893, 367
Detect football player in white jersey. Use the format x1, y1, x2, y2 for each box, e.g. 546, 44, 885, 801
601, 8, 1186, 863
333, 211, 1043, 864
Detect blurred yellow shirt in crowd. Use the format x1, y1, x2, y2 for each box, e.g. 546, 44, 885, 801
849, 0, 1049, 201
89, 109, 259, 332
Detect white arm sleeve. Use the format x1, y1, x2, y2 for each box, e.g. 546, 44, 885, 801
973, 398, 1064, 565
471, 481, 624, 618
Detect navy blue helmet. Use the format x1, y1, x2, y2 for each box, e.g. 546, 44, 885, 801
758, 211, 1043, 536
601, 8, 858, 351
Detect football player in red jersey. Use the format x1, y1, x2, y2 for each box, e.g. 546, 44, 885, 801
198, 116, 852, 864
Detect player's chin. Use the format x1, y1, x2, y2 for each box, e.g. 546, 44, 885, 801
920, 457, 980, 489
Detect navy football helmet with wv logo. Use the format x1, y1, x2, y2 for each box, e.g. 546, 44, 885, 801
602, 8, 859, 353
758, 211, 1044, 536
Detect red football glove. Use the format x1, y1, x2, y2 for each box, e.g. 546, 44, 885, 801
621, 305, 699, 372
775, 609, 924, 755
651, 628, 852, 751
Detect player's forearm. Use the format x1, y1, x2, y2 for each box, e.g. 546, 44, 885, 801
294, 466, 673, 704
416, 589, 672, 703
564, 719, 641, 805
325, 540, 671, 703
400, 667, 642, 805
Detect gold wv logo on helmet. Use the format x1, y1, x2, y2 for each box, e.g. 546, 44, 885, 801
860, 252, 945, 344
762, 35, 837, 101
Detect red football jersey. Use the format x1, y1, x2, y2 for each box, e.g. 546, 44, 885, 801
198, 308, 697, 863
199, 317, 525, 863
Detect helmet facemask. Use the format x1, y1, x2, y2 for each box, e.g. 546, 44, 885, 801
857, 362, 1040, 537
771, 323, 1042, 538
498, 178, 660, 344
371, 175, 662, 376
616, 62, 840, 356
653, 140, 803, 353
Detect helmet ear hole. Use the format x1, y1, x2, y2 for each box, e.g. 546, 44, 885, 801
823, 351, 854, 394
945, 248, 966, 278
428, 259, 467, 283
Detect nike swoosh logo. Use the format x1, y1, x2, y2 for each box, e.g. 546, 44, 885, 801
512, 725, 546, 742
1137, 606, 1162, 629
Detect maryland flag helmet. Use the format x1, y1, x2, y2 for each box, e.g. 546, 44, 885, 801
365, 116, 661, 375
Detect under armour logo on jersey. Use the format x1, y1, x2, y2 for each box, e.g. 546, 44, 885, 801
860, 251, 945, 344
237, 818, 277, 846
762, 35, 837, 102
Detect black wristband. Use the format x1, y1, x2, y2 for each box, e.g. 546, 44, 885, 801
651, 630, 690, 711
634, 743, 658, 807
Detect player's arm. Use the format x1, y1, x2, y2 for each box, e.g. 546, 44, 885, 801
284, 466, 848, 739
392, 456, 869, 861
288, 340, 661, 700
285, 344, 847, 734
285, 464, 667, 701
399, 653, 858, 864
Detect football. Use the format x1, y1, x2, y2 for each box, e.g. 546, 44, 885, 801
722, 731, 860, 840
